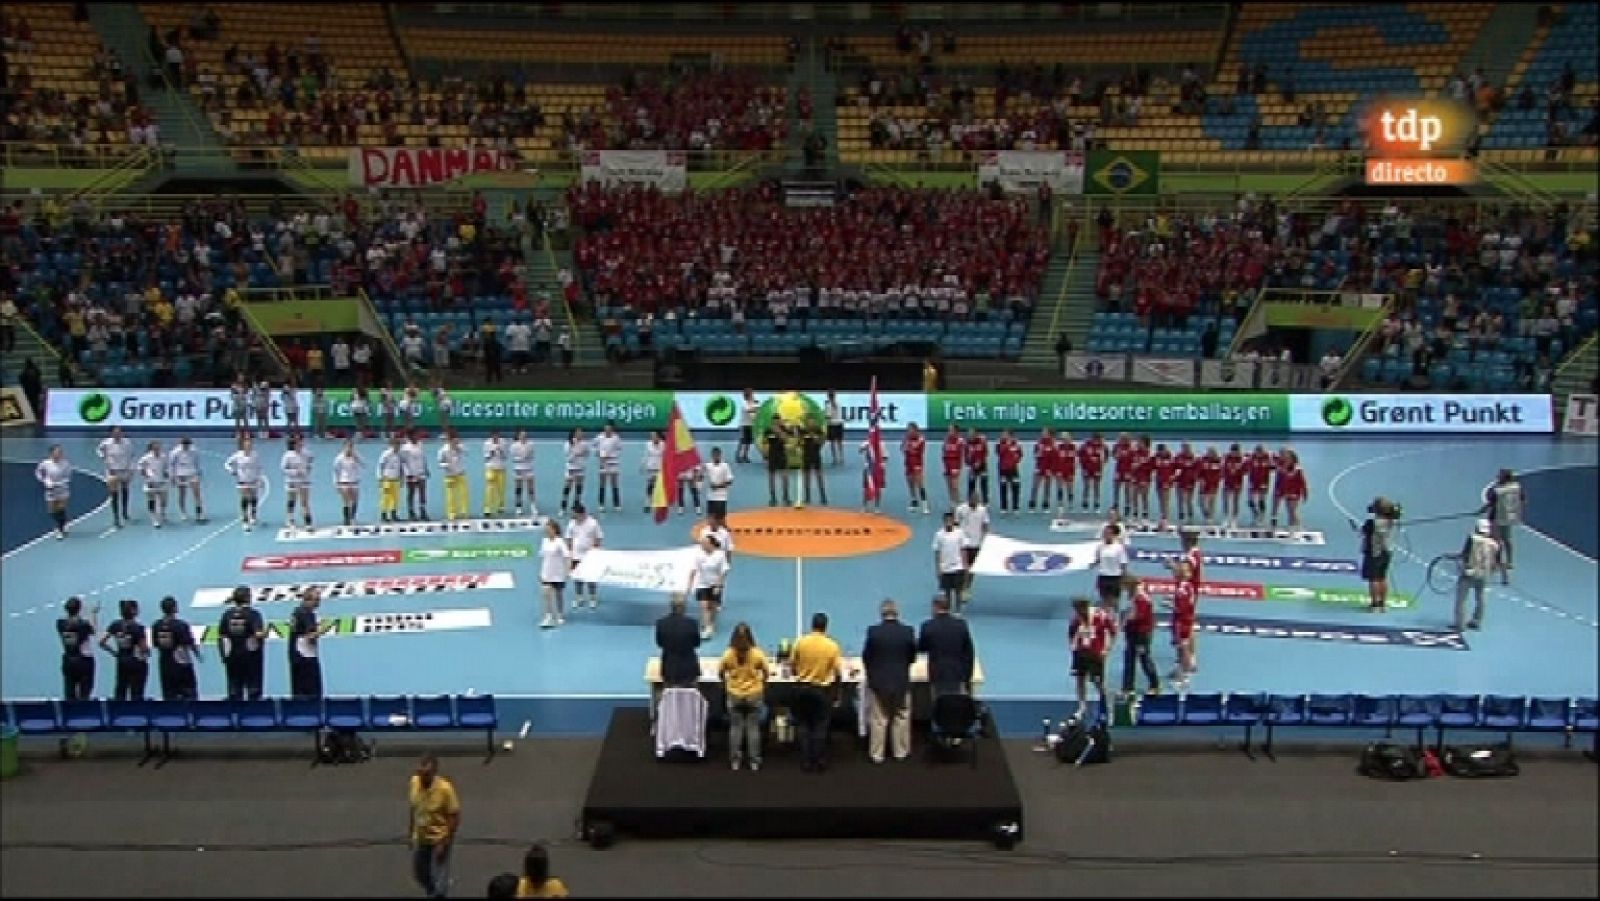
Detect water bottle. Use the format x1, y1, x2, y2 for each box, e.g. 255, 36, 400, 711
1041, 717, 1053, 742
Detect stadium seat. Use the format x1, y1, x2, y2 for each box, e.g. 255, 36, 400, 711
1394, 695, 1438, 749
1525, 697, 1571, 738
235, 699, 280, 731
1221, 692, 1266, 754
325, 697, 365, 732
1435, 694, 1483, 749
367, 696, 414, 731
1134, 694, 1181, 726
191, 700, 236, 732
1306, 693, 1354, 727
60, 700, 107, 734
280, 698, 324, 731
13, 701, 59, 736
1480, 696, 1529, 737
1352, 695, 1397, 732
1181, 692, 1225, 727
1263, 694, 1308, 758
455, 694, 500, 759
411, 695, 454, 730
107, 700, 161, 765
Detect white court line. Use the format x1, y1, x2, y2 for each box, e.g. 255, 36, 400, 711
1328, 447, 1598, 630
0, 459, 110, 561
1481, 464, 1599, 563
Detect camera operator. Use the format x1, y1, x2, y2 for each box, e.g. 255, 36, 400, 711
1357, 497, 1400, 613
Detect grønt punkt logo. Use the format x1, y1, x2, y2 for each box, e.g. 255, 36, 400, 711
79, 392, 113, 424
1321, 396, 1354, 428
704, 394, 738, 428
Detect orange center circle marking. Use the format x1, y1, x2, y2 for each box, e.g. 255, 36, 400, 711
692, 508, 912, 559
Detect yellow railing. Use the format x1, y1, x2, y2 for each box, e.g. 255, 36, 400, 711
15, 316, 93, 386
1552, 330, 1598, 383
1330, 295, 1394, 389
356, 287, 413, 380
235, 301, 293, 378
544, 231, 580, 366
1042, 214, 1085, 347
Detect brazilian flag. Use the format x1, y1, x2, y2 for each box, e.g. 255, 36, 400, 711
1087, 150, 1161, 196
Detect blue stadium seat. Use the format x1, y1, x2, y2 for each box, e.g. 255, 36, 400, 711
1180, 692, 1224, 727
368, 696, 413, 731
1263, 694, 1307, 758
60, 700, 107, 733
13, 701, 58, 736
1352, 695, 1397, 732
107, 700, 162, 765
1306, 694, 1354, 727
1435, 695, 1483, 748
1223, 692, 1268, 755
191, 700, 236, 731
235, 699, 279, 731
411, 695, 454, 730
1135, 694, 1181, 726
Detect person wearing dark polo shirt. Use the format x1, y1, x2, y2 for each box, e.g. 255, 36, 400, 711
790, 612, 844, 773
801, 424, 827, 506
764, 427, 791, 506
217, 586, 267, 700
56, 596, 98, 700
151, 596, 200, 700
918, 594, 975, 698
100, 599, 150, 702
289, 587, 336, 699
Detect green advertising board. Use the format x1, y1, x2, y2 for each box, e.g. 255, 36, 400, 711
1266, 585, 1414, 610
403, 545, 532, 563
1264, 303, 1384, 331
247, 299, 363, 335
325, 390, 674, 431
927, 393, 1290, 434
1086, 150, 1161, 196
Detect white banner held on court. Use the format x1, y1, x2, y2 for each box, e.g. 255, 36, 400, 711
970, 534, 1100, 577
571, 546, 702, 593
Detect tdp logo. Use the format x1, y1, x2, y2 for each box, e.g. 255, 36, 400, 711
1365, 99, 1475, 158
1379, 109, 1443, 152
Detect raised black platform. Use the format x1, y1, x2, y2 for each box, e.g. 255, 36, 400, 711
581, 707, 1024, 845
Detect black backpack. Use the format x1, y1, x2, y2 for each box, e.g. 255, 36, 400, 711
1441, 744, 1520, 778
318, 728, 372, 765
1054, 718, 1112, 766
1360, 742, 1421, 780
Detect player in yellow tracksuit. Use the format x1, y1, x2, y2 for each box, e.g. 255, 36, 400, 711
377, 434, 404, 522
483, 431, 508, 518
439, 430, 470, 521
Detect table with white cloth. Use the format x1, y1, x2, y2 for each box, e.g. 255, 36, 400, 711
644, 655, 986, 737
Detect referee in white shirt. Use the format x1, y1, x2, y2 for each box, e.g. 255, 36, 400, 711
932, 511, 968, 613
704, 448, 734, 521
1092, 523, 1131, 606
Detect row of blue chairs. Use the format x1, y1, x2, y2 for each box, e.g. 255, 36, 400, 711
3, 695, 500, 765
1132, 693, 1598, 759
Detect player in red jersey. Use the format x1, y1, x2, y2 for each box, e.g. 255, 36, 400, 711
1151, 442, 1177, 529
1079, 432, 1106, 512
1197, 446, 1224, 525
1271, 444, 1297, 528
901, 423, 929, 514
964, 428, 991, 505
1130, 436, 1155, 524
1069, 596, 1118, 719
1110, 432, 1135, 514
996, 429, 1024, 515
1276, 449, 1309, 531
1221, 443, 1247, 528
1054, 431, 1078, 516
1167, 560, 1198, 683
1119, 573, 1161, 698
1246, 443, 1274, 525
940, 425, 964, 507
1028, 428, 1057, 514
1173, 442, 1199, 524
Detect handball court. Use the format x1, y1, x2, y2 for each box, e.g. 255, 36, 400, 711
1, 430, 1596, 735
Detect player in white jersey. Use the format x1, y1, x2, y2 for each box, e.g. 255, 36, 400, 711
376, 434, 404, 523
560, 427, 591, 515
401, 385, 422, 434
433, 382, 454, 434
35, 445, 73, 539
350, 386, 372, 439
225, 437, 264, 531
137, 440, 170, 528
168, 436, 206, 523
97, 426, 135, 528
736, 389, 759, 463
401, 432, 431, 521
594, 421, 623, 512
332, 439, 365, 526
509, 430, 537, 516
230, 376, 250, 438
564, 504, 605, 608
438, 430, 470, 521
641, 430, 665, 513
482, 431, 508, 517
281, 435, 315, 530
252, 381, 273, 437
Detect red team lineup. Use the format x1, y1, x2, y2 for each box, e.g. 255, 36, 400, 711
901, 427, 1311, 532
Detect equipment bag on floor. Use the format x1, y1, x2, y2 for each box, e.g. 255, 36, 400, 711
1441, 744, 1520, 778
1055, 719, 1111, 766
1359, 742, 1422, 780
318, 728, 372, 765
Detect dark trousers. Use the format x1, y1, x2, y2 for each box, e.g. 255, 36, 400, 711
113, 659, 149, 702
1121, 633, 1160, 693
159, 660, 198, 700
411, 842, 451, 898
289, 652, 323, 699
795, 685, 832, 768
967, 469, 989, 503
225, 652, 264, 700
62, 657, 95, 700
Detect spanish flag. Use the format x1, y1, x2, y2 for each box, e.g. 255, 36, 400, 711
653, 402, 703, 523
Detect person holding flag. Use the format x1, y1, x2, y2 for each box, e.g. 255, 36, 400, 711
861, 377, 887, 514
653, 401, 704, 523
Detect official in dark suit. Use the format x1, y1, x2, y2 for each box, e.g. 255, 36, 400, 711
918, 594, 975, 697
656, 596, 702, 688
862, 599, 918, 763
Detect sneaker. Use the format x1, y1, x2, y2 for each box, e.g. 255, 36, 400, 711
540, 616, 555, 629
1467, 621, 1482, 630
153, 520, 163, 529
55, 530, 65, 541
921, 504, 930, 514
750, 760, 761, 772
731, 759, 742, 771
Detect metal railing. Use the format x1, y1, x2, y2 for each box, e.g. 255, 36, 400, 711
1330, 296, 1394, 390
1042, 218, 1085, 350
1552, 330, 1599, 384
14, 316, 95, 388
543, 231, 581, 366
356, 287, 413, 382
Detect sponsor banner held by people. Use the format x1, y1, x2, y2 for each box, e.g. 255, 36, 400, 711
969, 534, 1099, 577
350, 146, 517, 188
976, 150, 1085, 194
579, 150, 687, 192
191, 572, 516, 607
196, 608, 492, 642
570, 547, 701, 593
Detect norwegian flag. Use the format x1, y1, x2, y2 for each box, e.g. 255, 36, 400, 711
864, 377, 886, 504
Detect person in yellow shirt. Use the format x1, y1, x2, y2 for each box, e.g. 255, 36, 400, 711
408, 754, 460, 899
515, 843, 569, 898
789, 612, 845, 772
719, 622, 768, 771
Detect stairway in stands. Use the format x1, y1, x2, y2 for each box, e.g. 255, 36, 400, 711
1018, 244, 1099, 370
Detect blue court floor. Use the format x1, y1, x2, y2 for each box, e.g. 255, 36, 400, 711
2, 430, 1595, 734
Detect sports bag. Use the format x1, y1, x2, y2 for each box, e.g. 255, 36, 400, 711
1360, 742, 1422, 780
1441, 744, 1520, 778
1054, 718, 1112, 766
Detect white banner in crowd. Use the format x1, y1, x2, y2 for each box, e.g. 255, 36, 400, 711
1564, 394, 1598, 436
1062, 353, 1128, 382
349, 147, 516, 188
571, 546, 701, 593
579, 150, 688, 192
969, 534, 1100, 577
1131, 358, 1195, 387
977, 150, 1085, 194
1199, 359, 1259, 390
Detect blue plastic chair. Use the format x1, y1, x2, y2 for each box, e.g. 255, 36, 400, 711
1306, 694, 1354, 727
280, 698, 324, 731
235, 699, 279, 731
1352, 695, 1397, 733
148, 702, 192, 765
325, 697, 365, 732
1525, 697, 1570, 738
1436, 694, 1482, 749
1221, 692, 1266, 755
1480, 696, 1528, 739
1135, 694, 1181, 727
411, 695, 454, 730
191, 700, 236, 732
61, 700, 107, 733
456, 694, 499, 759
367, 696, 413, 731
1263, 694, 1308, 758
1572, 698, 1598, 753
13, 701, 59, 736
107, 700, 163, 765
1394, 695, 1437, 749
1181, 693, 1225, 726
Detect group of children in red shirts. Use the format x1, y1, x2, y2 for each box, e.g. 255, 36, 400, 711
897, 425, 1311, 533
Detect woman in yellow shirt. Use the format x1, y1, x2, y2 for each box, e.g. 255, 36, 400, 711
516, 843, 569, 898
718, 622, 768, 771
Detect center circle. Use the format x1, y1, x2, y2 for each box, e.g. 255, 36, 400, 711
692, 508, 912, 559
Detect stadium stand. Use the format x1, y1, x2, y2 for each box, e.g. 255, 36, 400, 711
1, 3, 142, 161
1483, 3, 1598, 153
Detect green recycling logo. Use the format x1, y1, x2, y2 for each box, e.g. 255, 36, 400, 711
79, 392, 113, 424
704, 394, 738, 428
1321, 396, 1354, 428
